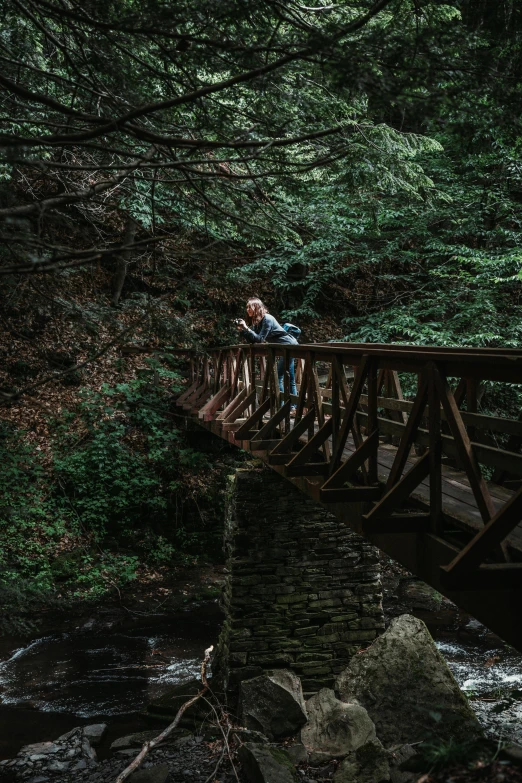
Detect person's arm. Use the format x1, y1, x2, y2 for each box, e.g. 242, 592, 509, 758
236, 319, 255, 343
238, 315, 273, 343
254, 315, 273, 342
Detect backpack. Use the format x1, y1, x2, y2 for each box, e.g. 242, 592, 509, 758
283, 323, 301, 340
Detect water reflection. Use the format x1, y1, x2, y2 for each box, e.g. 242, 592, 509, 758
0, 608, 220, 718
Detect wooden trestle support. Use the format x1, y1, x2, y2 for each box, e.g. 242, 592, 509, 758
174, 342, 522, 651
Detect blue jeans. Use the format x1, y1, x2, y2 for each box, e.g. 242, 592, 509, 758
277, 357, 297, 405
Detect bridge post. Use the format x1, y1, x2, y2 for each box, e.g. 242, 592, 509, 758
213, 466, 385, 705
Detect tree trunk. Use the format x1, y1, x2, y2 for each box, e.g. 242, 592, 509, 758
111, 216, 137, 306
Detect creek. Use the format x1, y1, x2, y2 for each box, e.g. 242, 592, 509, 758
1, 585, 522, 762
0, 603, 223, 761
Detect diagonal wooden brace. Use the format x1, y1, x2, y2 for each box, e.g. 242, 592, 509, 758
363, 452, 430, 522
441, 485, 522, 580
321, 430, 379, 491
270, 406, 317, 455
198, 384, 231, 420
286, 417, 333, 468
234, 397, 271, 440
251, 401, 292, 443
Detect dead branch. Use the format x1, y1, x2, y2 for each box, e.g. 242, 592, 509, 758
114, 645, 214, 783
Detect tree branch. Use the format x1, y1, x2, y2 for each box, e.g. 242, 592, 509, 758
114, 645, 214, 783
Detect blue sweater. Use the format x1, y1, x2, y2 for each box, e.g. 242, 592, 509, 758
242, 314, 298, 345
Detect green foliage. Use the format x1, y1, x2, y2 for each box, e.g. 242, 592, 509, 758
0, 422, 66, 593
0, 359, 232, 607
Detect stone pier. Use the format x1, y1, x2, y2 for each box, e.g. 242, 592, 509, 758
214, 466, 385, 703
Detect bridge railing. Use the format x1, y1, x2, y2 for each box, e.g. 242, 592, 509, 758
174, 342, 522, 592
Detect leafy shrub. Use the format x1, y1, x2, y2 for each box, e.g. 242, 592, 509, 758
0, 356, 233, 610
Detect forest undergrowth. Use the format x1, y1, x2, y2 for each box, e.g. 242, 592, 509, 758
1, 0, 522, 634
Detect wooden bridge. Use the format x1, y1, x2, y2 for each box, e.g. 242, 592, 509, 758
173, 342, 522, 651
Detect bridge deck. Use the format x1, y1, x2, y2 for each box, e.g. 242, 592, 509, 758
175, 342, 522, 650
343, 437, 522, 553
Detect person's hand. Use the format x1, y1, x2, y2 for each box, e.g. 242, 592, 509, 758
236, 319, 247, 330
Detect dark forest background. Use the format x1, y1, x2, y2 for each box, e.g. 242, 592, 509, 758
1, 0, 521, 628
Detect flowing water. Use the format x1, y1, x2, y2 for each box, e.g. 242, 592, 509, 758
0, 603, 223, 760
1, 595, 522, 762
387, 576, 522, 746
436, 620, 522, 745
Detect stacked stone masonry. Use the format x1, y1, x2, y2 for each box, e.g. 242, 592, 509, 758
214, 466, 385, 702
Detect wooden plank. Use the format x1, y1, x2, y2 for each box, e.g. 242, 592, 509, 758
427, 363, 443, 535
311, 359, 330, 461
250, 439, 282, 451
327, 391, 522, 439
230, 348, 242, 398
221, 419, 246, 432
181, 382, 207, 407
438, 462, 514, 503
234, 397, 271, 440
363, 514, 431, 534
176, 380, 199, 405
198, 384, 231, 420
355, 412, 522, 476
388, 370, 408, 424
271, 407, 317, 455
269, 452, 300, 465
364, 441, 522, 553
320, 486, 381, 503
182, 385, 208, 410
224, 388, 257, 423
252, 401, 292, 441
188, 388, 212, 412
364, 453, 430, 521
367, 360, 378, 484
286, 417, 333, 468
331, 360, 341, 447
217, 387, 248, 421
260, 352, 273, 404
329, 356, 369, 474
321, 431, 379, 492
294, 361, 309, 422
432, 365, 495, 523
331, 355, 351, 409
283, 359, 291, 435
285, 462, 329, 477
386, 379, 428, 489
212, 352, 224, 394
441, 486, 522, 578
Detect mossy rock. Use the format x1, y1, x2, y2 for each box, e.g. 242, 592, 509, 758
238, 742, 296, 783
336, 614, 483, 748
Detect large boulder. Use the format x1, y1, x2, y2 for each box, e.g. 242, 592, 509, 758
333, 740, 390, 783
146, 678, 216, 728
301, 688, 376, 761
239, 742, 296, 783
82, 723, 107, 747
240, 670, 307, 740
335, 614, 483, 747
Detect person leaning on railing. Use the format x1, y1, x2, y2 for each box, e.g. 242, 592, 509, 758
236, 297, 298, 414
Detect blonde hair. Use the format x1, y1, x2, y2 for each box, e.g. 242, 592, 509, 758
246, 297, 268, 325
